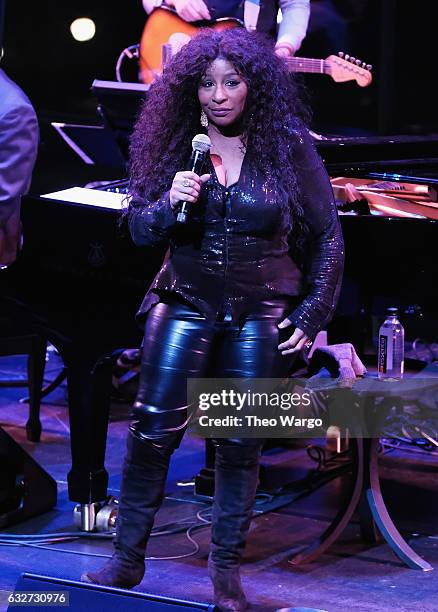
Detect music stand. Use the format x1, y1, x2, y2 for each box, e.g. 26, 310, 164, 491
51, 123, 126, 168
51, 80, 149, 168
91, 79, 149, 162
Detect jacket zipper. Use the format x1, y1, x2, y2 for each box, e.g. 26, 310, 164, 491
222, 188, 230, 314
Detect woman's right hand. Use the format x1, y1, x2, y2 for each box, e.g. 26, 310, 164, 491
170, 171, 211, 209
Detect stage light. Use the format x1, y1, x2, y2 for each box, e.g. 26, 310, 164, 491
70, 17, 96, 42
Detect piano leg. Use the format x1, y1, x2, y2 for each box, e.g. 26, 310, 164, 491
25, 334, 47, 442
76, 501, 101, 532
66, 351, 116, 530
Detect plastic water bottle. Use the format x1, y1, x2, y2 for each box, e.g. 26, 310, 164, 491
378, 307, 404, 380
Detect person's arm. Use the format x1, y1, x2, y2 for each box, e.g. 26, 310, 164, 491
279, 123, 344, 345
0, 104, 39, 223
0, 103, 39, 266
128, 170, 210, 247
275, 0, 310, 56
128, 191, 177, 247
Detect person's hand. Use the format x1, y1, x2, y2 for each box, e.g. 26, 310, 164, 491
171, 0, 211, 21
142, 0, 157, 14
169, 171, 210, 208
274, 42, 296, 59
277, 318, 311, 355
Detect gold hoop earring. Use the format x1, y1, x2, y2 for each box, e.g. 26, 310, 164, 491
200, 110, 209, 128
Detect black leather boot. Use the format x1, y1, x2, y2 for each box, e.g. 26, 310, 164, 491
81, 429, 174, 588
208, 441, 262, 611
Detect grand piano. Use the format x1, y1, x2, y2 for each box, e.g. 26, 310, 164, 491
2, 132, 438, 530
319, 134, 438, 350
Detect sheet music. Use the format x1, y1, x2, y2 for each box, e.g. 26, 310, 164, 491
41, 187, 129, 209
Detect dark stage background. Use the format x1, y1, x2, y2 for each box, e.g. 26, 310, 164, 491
2, 2, 146, 118
2, 1, 437, 132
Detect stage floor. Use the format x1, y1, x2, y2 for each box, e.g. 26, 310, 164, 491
1, 354, 438, 612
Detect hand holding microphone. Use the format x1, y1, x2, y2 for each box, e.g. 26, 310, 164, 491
169, 171, 210, 207
170, 134, 211, 223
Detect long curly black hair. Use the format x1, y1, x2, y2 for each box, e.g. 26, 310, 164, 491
129, 27, 310, 242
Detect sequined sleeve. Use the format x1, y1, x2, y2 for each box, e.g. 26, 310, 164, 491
286, 126, 345, 339
127, 191, 177, 247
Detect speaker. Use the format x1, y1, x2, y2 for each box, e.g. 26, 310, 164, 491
9, 573, 216, 611
0, 426, 57, 527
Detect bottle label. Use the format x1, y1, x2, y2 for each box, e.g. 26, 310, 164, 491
378, 331, 393, 373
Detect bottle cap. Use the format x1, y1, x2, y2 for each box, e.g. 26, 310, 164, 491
387, 307, 398, 315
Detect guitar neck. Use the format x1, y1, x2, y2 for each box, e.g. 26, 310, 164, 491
286, 57, 330, 75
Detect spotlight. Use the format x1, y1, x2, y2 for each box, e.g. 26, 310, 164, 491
70, 17, 96, 42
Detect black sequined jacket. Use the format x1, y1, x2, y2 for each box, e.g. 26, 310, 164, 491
127, 125, 344, 339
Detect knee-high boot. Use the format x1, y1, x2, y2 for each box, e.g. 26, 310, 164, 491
81, 429, 175, 588
208, 442, 262, 612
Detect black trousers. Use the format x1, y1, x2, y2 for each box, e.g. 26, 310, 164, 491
130, 294, 300, 449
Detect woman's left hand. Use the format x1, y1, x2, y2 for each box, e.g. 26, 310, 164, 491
277, 318, 310, 355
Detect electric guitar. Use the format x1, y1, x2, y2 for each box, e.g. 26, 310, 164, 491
139, 7, 373, 87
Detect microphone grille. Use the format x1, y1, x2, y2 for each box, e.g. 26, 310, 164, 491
192, 133, 211, 153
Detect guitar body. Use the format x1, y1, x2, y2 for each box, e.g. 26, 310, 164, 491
140, 8, 240, 84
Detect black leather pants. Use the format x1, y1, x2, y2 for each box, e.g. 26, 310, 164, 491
131, 295, 300, 445
115, 295, 300, 566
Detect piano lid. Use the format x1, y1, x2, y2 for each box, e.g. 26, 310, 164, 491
315, 133, 438, 178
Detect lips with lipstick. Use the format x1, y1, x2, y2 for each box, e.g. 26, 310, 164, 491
209, 108, 232, 116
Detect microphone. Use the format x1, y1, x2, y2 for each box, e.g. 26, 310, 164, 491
176, 133, 211, 223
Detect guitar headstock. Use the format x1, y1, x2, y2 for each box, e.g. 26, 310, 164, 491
326, 52, 373, 87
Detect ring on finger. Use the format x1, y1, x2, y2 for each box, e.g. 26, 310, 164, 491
183, 179, 191, 188
304, 340, 313, 351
